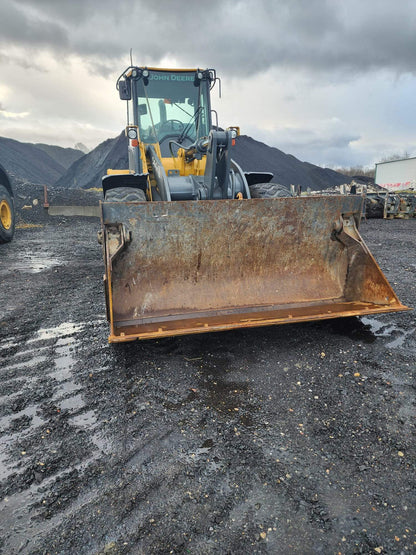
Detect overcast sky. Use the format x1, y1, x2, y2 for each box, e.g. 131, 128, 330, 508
0, 0, 415, 168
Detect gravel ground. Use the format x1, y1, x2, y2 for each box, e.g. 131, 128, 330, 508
0, 204, 415, 554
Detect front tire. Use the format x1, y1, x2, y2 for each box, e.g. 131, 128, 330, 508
249, 182, 293, 198
0, 185, 15, 243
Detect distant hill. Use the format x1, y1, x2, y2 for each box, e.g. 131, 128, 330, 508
54, 132, 127, 189
0, 132, 348, 190
35, 143, 83, 169
74, 142, 89, 154
0, 136, 84, 185
231, 135, 348, 190
56, 132, 348, 190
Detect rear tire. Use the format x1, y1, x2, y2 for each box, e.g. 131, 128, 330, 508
0, 185, 15, 243
105, 187, 146, 202
249, 182, 293, 198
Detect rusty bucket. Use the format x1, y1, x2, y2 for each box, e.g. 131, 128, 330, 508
100, 195, 409, 342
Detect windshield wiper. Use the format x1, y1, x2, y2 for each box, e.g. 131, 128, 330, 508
177, 106, 203, 144
172, 102, 193, 119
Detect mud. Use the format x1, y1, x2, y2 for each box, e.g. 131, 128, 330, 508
0, 212, 415, 554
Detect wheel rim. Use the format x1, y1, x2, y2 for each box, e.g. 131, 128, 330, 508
0, 199, 12, 230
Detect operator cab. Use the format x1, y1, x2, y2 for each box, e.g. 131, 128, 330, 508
114, 66, 246, 202
124, 68, 215, 157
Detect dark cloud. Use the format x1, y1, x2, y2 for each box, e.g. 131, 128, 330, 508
14, 0, 98, 25
1, 0, 415, 166
2, 0, 416, 77
0, 1, 68, 51
0, 52, 48, 72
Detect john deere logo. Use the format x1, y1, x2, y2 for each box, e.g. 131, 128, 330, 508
149, 74, 194, 82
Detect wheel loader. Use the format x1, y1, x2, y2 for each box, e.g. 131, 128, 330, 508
99, 66, 409, 342
0, 163, 15, 243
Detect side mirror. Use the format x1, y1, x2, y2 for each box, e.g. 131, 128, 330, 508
119, 79, 131, 101
138, 104, 148, 116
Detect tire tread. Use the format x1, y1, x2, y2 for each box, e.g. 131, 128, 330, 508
249, 182, 293, 198
105, 187, 146, 202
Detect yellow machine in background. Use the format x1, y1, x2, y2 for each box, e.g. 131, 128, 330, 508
0, 163, 15, 244
99, 67, 408, 342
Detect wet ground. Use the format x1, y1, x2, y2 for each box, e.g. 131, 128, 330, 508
0, 213, 415, 554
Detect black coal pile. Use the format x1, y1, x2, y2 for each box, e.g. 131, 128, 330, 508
34, 143, 84, 170
55, 132, 128, 190
232, 135, 348, 190
56, 132, 348, 191
0, 136, 83, 185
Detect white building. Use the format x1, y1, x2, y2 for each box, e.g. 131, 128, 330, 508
375, 157, 416, 192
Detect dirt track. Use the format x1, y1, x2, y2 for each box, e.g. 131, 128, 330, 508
0, 212, 415, 554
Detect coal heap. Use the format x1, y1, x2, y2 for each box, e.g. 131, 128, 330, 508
56, 132, 348, 191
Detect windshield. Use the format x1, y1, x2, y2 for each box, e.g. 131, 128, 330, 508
134, 70, 211, 148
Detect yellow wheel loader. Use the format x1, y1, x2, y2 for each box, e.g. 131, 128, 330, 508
0, 163, 15, 244
99, 67, 409, 342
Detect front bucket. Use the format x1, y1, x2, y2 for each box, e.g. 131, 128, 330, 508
101, 196, 409, 342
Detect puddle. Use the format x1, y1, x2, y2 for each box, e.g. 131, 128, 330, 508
0, 339, 19, 351
50, 336, 85, 404
69, 412, 105, 453
0, 390, 22, 405
59, 394, 85, 412
0, 405, 45, 481
70, 410, 97, 428
361, 317, 415, 349
12, 345, 50, 356
59, 381, 82, 396
4, 355, 47, 372
361, 317, 399, 337
9, 252, 62, 274
328, 316, 414, 349
0, 404, 45, 432
0, 453, 103, 554
52, 337, 76, 382
31, 322, 84, 342
385, 327, 416, 349
53, 367, 72, 382
52, 352, 83, 405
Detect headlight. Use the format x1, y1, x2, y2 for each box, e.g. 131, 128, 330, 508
127, 128, 137, 139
